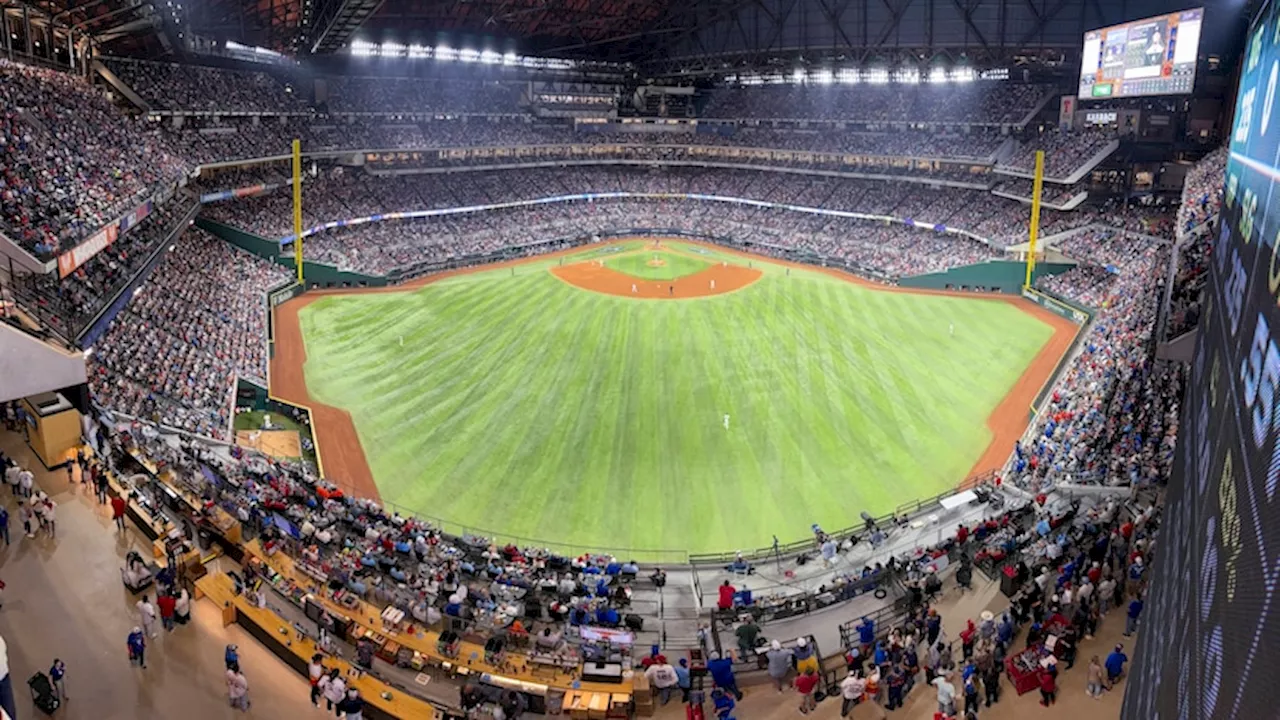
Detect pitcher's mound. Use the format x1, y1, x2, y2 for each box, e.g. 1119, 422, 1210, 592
647, 257, 667, 268
553, 261, 762, 299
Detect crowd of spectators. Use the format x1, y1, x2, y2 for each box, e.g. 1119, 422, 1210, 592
160, 114, 1008, 168
105, 59, 308, 114
88, 228, 290, 439
1176, 146, 1228, 237
1162, 147, 1227, 338
998, 129, 1117, 180
0, 59, 189, 259
17, 196, 195, 338
203, 165, 1066, 248
1020, 224, 1184, 490
700, 83, 1051, 124
200, 167, 1018, 274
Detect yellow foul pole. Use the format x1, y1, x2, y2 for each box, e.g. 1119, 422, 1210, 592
1024, 149, 1045, 289
292, 139, 304, 285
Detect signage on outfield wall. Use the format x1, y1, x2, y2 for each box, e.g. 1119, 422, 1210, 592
1021, 288, 1091, 324
55, 199, 153, 278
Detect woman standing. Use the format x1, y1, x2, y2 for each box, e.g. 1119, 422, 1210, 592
226, 664, 249, 711
320, 669, 346, 716
1086, 656, 1106, 698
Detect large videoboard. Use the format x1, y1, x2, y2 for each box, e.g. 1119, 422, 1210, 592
1120, 2, 1280, 719
1079, 8, 1203, 99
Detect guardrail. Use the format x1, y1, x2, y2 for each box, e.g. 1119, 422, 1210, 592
688, 471, 995, 566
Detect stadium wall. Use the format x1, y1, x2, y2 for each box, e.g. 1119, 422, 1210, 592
896, 260, 1075, 294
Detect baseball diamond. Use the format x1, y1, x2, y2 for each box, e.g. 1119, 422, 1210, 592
271, 239, 1075, 555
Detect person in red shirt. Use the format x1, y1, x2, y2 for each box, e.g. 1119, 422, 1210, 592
157, 593, 177, 632
795, 668, 820, 714
111, 494, 127, 532
1087, 562, 1103, 585
1038, 665, 1057, 706
956, 524, 969, 545
717, 580, 736, 611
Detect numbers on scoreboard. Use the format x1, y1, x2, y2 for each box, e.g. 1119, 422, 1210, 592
1222, 246, 1248, 336
1236, 87, 1257, 144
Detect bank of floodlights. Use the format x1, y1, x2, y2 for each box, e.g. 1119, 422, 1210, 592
349, 40, 578, 71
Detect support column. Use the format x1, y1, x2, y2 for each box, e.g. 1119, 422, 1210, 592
22, 3, 32, 58
1, 10, 11, 60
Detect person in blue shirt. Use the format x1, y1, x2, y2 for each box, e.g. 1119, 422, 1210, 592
49, 659, 66, 701
1124, 596, 1144, 636
997, 614, 1014, 646
857, 616, 875, 648
711, 688, 735, 720
707, 652, 743, 699
224, 644, 238, 670
872, 642, 888, 666
1105, 644, 1128, 683
674, 658, 692, 703
127, 628, 147, 668
596, 606, 620, 627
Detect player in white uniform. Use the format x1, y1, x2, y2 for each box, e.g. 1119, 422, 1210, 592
723, 414, 730, 430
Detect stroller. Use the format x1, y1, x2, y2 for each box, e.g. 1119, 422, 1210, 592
28, 671, 61, 715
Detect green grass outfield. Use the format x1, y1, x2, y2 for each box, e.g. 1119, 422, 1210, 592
297, 241, 1055, 556
605, 250, 710, 281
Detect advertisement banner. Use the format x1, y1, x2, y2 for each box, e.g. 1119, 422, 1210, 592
57, 224, 119, 278
1059, 96, 1076, 131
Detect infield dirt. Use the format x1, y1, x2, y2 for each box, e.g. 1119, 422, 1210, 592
552, 256, 762, 298
270, 238, 1078, 506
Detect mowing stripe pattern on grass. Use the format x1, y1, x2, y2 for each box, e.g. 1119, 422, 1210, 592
296, 252, 1054, 555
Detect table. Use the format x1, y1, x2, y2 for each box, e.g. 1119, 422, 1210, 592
241, 540, 633, 710
1005, 646, 1050, 695
197, 573, 441, 720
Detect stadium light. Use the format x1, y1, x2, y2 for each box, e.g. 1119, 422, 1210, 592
459, 48, 480, 62
382, 42, 407, 57
928, 67, 948, 83
351, 40, 377, 57
407, 44, 430, 58
502, 51, 518, 65
837, 68, 859, 84
866, 68, 889, 84
951, 67, 975, 83
812, 70, 834, 85
791, 68, 806, 83
480, 50, 501, 65
435, 45, 457, 61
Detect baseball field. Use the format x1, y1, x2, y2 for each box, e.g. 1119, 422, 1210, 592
273, 239, 1075, 556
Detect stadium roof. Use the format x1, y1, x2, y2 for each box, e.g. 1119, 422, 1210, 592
85, 0, 1247, 71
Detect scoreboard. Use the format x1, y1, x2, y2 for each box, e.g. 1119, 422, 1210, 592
1121, 2, 1280, 718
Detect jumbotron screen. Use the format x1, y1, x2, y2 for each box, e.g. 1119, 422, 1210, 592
1078, 8, 1203, 99
1120, 3, 1280, 719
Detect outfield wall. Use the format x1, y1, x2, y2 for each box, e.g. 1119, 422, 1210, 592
897, 260, 1076, 294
